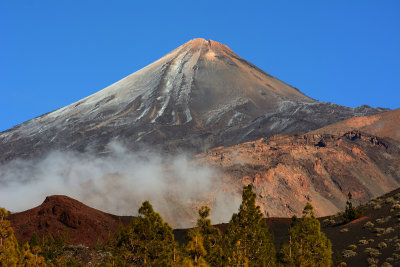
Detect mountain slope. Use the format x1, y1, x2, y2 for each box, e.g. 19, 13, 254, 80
0, 38, 387, 162
8, 195, 133, 247
195, 130, 400, 218
310, 108, 400, 141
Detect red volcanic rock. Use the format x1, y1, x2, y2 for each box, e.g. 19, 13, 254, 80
195, 131, 400, 218
311, 108, 400, 142
8, 195, 132, 247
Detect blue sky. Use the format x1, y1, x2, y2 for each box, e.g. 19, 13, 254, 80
0, 0, 399, 132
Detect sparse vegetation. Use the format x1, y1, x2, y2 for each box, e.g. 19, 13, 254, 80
364, 221, 375, 228
386, 257, 394, 262
390, 203, 400, 211
342, 249, 357, 258
376, 216, 391, 224
322, 218, 336, 226
378, 242, 388, 250
392, 253, 400, 260
365, 247, 381, 257
384, 227, 395, 234
385, 197, 395, 204
367, 257, 379, 265
348, 244, 357, 250
343, 192, 363, 223
373, 227, 385, 234
374, 204, 382, 210
4, 186, 400, 266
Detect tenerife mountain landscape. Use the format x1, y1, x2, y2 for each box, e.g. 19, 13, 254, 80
0, 38, 388, 162
1, 38, 399, 266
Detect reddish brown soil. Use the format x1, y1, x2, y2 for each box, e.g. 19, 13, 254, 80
311, 108, 400, 142
8, 195, 133, 247
195, 130, 400, 219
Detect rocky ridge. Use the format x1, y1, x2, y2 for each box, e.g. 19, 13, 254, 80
311, 108, 400, 141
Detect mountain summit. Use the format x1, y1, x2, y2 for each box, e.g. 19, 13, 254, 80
0, 38, 387, 161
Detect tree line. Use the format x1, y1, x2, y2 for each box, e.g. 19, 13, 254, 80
1, 185, 339, 266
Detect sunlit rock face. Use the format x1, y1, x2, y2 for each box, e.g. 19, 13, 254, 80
195, 130, 400, 218
0, 38, 388, 162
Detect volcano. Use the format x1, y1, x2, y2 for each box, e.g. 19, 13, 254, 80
8, 195, 133, 247
0, 38, 387, 162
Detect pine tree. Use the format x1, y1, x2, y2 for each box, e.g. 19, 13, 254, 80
185, 228, 208, 266
279, 202, 332, 266
21, 242, 37, 266
30, 232, 40, 248
225, 185, 276, 266
40, 234, 65, 262
195, 206, 224, 266
343, 192, 362, 223
113, 201, 177, 266
230, 240, 249, 267
0, 208, 20, 266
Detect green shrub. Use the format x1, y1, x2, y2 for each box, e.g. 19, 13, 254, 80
359, 240, 368, 245
385, 197, 395, 204
367, 257, 379, 265
365, 247, 381, 257
322, 218, 336, 226
342, 250, 356, 258
386, 257, 394, 262
373, 228, 385, 234
364, 221, 374, 228
391, 204, 400, 210
376, 216, 391, 224
374, 204, 382, 210
377, 242, 387, 249
347, 244, 357, 250
384, 227, 395, 234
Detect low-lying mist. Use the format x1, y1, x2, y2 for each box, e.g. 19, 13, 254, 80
0, 142, 241, 228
